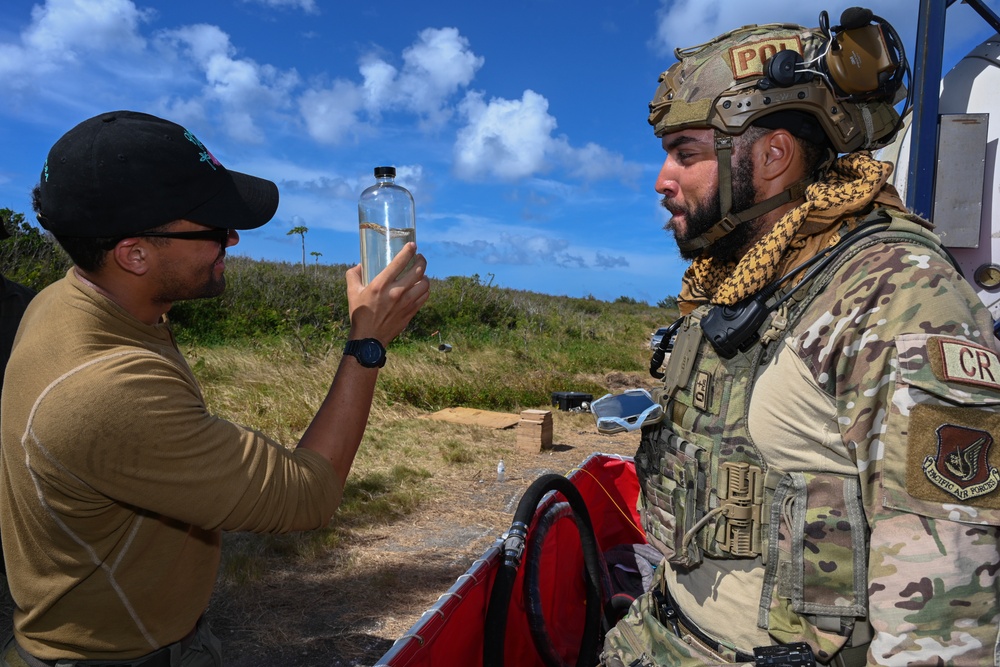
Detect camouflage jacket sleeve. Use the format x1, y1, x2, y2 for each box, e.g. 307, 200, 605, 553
795, 235, 1000, 666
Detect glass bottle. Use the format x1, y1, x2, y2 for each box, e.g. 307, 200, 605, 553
358, 166, 416, 285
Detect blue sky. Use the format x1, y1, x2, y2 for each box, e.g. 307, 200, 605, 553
1, 0, 997, 303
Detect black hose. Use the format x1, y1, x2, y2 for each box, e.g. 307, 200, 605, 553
523, 502, 614, 667
483, 474, 606, 667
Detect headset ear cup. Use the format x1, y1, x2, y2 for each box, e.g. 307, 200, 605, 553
877, 16, 907, 97
820, 9, 907, 102
766, 50, 805, 87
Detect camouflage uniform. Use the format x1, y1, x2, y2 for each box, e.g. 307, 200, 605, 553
602, 214, 1000, 666
602, 15, 1000, 667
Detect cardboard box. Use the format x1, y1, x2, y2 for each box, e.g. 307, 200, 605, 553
517, 409, 553, 452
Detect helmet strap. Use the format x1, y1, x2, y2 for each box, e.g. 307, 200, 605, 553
676, 130, 821, 255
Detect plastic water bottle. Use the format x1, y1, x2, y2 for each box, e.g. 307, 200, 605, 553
358, 166, 416, 285
497, 459, 505, 483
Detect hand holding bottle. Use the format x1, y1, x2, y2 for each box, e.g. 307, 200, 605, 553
345, 242, 429, 346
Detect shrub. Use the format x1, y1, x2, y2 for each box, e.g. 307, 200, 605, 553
0, 209, 72, 290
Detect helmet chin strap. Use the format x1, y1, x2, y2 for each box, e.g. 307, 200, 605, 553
676, 130, 826, 256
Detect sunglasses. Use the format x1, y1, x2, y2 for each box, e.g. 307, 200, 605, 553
134, 228, 232, 246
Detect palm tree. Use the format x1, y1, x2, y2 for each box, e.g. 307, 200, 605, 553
310, 251, 322, 275
287, 226, 308, 271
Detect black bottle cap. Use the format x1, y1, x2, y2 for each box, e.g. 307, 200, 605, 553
374, 166, 396, 178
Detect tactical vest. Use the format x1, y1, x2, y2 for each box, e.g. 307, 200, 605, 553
635, 210, 946, 662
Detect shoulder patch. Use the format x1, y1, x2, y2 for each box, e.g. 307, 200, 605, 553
907, 404, 1000, 507
931, 337, 1000, 390
728, 37, 802, 80
922, 423, 999, 501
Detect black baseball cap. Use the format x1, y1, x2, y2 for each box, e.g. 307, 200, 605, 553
36, 110, 279, 238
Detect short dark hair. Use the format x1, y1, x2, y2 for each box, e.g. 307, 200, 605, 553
742, 119, 832, 177
798, 136, 832, 176
740, 123, 834, 175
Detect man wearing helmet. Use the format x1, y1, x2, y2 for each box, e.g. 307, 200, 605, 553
602, 12, 1000, 667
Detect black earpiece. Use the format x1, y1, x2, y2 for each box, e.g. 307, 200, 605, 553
766, 50, 805, 87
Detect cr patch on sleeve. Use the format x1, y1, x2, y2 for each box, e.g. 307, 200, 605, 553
907, 404, 1000, 507
930, 337, 1000, 391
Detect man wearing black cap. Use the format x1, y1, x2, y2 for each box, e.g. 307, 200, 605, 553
0, 111, 429, 667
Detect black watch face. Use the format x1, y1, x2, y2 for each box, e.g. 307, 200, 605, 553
359, 340, 384, 366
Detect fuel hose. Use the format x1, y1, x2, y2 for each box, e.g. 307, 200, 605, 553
483, 474, 607, 667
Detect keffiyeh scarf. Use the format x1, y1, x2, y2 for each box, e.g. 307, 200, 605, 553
677, 151, 907, 315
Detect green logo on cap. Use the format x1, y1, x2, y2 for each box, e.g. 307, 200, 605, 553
184, 130, 220, 171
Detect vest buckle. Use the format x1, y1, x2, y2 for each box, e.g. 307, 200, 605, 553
717, 462, 764, 557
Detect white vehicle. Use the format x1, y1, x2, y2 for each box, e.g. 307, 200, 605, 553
649, 326, 672, 351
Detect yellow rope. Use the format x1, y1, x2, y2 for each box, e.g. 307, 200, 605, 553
565, 464, 648, 543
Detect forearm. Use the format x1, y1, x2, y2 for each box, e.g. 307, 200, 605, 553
295, 245, 429, 488
296, 353, 378, 488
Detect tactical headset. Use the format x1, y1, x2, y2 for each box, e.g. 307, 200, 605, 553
763, 8, 910, 108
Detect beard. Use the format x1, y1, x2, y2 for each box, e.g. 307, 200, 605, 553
152, 250, 228, 305
664, 149, 759, 263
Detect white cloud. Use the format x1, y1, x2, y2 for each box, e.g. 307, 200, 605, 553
24, 0, 150, 56
302, 27, 484, 143
158, 24, 300, 143
359, 58, 398, 114
454, 90, 556, 181
0, 1, 300, 142
558, 141, 643, 182
0, 0, 639, 189
454, 90, 641, 183
443, 232, 572, 266
396, 27, 484, 124
162, 23, 230, 65
299, 80, 367, 144
0, 0, 150, 88
359, 27, 484, 123
241, 0, 319, 14
441, 231, 632, 270
595, 252, 629, 269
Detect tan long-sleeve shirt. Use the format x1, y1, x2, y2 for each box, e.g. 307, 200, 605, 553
0, 269, 340, 660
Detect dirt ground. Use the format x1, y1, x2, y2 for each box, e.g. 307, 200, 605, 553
0, 410, 643, 667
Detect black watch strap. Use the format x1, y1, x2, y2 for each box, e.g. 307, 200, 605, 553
343, 338, 387, 368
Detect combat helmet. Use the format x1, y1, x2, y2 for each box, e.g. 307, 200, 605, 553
650, 8, 909, 255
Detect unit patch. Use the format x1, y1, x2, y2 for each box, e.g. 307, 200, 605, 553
922, 424, 1000, 501
728, 37, 803, 80
936, 338, 1000, 390
906, 404, 1000, 509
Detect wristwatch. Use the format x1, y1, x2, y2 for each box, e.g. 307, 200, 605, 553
343, 338, 387, 368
